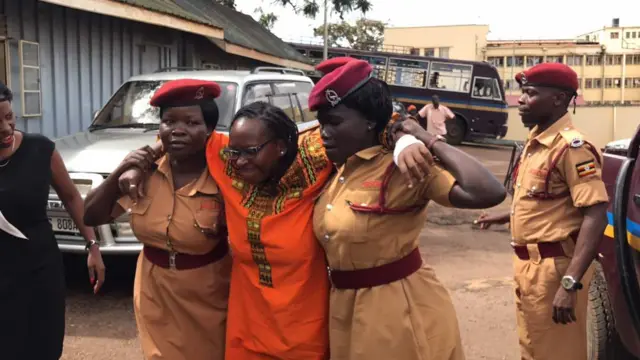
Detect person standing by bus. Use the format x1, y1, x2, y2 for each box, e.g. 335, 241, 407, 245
475, 63, 608, 360
418, 95, 455, 139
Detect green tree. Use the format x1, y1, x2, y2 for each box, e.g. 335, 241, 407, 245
254, 7, 279, 30
216, 0, 372, 29
313, 18, 384, 51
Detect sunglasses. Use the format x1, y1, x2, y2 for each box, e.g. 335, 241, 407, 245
223, 139, 273, 160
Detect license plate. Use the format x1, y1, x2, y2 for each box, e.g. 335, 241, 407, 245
49, 217, 79, 233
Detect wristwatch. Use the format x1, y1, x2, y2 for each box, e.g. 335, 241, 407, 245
561, 275, 583, 291
85, 239, 100, 251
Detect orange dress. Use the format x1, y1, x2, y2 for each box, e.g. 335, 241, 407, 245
206, 127, 332, 359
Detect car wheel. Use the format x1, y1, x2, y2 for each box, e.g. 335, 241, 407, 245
588, 262, 636, 359
445, 116, 466, 145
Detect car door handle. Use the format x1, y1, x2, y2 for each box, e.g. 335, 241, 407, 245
635, 194, 640, 206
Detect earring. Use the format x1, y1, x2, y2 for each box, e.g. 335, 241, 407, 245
368, 125, 374, 131
280, 150, 286, 155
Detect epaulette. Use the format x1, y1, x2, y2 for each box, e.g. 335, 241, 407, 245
558, 127, 587, 149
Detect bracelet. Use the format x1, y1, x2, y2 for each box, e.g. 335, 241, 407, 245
426, 135, 445, 150
85, 239, 100, 251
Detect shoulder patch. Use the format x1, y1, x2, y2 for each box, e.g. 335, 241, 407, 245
576, 159, 597, 177
570, 138, 584, 148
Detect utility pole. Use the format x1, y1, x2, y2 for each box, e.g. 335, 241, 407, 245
323, 0, 328, 60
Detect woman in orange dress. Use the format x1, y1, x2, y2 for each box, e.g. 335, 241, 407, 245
84, 80, 231, 360
308, 57, 507, 360
118, 100, 429, 358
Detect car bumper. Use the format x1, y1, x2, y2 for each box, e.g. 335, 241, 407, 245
57, 240, 142, 254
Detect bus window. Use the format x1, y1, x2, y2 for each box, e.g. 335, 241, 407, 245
351, 54, 388, 80
386, 57, 430, 88
428, 62, 473, 93
471, 77, 502, 101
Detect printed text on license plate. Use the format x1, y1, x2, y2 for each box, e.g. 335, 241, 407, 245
49, 217, 79, 233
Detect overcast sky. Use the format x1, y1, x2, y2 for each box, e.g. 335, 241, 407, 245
235, 0, 640, 42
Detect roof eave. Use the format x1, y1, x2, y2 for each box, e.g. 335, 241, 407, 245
213, 40, 313, 71
40, 0, 224, 40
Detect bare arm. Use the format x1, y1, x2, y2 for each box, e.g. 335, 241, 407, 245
50, 150, 96, 245
83, 146, 158, 226
51, 150, 106, 293
565, 202, 607, 281
401, 121, 506, 208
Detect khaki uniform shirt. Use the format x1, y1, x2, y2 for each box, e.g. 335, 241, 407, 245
510, 113, 609, 244
312, 147, 465, 360
113, 155, 230, 360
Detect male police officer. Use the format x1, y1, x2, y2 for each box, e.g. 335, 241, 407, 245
476, 63, 608, 360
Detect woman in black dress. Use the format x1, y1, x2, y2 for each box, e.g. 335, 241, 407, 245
0, 82, 106, 359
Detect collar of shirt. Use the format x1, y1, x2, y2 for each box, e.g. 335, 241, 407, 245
156, 154, 219, 196
531, 113, 573, 148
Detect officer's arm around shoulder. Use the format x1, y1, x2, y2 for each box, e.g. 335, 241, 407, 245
560, 138, 609, 208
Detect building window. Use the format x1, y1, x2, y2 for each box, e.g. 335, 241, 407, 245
423, 48, 435, 57
586, 35, 590, 41
507, 56, 524, 67
611, 32, 619, 39
604, 78, 621, 88
577, 78, 581, 88
627, 32, 631, 39
438, 47, 450, 59
566, 55, 583, 66
487, 56, 504, 67
546, 56, 563, 63
606, 55, 623, 65
626, 78, 640, 88
626, 54, 640, 65
410, 48, 420, 56
586, 55, 602, 66
527, 56, 543, 66
20, 40, 41, 117
585, 78, 602, 89
634, 32, 638, 39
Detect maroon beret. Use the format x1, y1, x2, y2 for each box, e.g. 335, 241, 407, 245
309, 57, 373, 111
150, 79, 221, 107
515, 63, 579, 93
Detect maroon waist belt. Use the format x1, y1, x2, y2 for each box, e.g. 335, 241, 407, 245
329, 248, 423, 290
511, 242, 567, 260
143, 240, 228, 270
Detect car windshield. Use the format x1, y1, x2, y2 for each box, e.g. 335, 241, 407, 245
90, 80, 238, 131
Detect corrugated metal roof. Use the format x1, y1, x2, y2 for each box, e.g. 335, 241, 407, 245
113, 0, 310, 64
113, 0, 213, 26
172, 0, 311, 64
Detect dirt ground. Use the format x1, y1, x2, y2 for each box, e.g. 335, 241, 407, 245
60, 143, 520, 360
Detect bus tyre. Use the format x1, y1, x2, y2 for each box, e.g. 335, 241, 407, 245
445, 116, 466, 145
587, 262, 635, 360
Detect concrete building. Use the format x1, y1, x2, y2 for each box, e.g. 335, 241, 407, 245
382, 24, 489, 61
1, 0, 311, 139
485, 19, 640, 105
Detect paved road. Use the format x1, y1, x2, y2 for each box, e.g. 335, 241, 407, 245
60, 143, 520, 360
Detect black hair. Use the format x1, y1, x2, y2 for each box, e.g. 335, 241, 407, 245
231, 101, 299, 187
159, 99, 219, 131
0, 82, 13, 102
336, 78, 393, 134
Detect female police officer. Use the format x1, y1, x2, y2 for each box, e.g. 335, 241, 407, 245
310, 57, 506, 360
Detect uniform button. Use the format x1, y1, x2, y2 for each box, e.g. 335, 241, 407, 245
527, 153, 532, 157
127, 208, 132, 213
167, 215, 172, 220
338, 176, 345, 184
324, 234, 330, 241
326, 204, 333, 211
